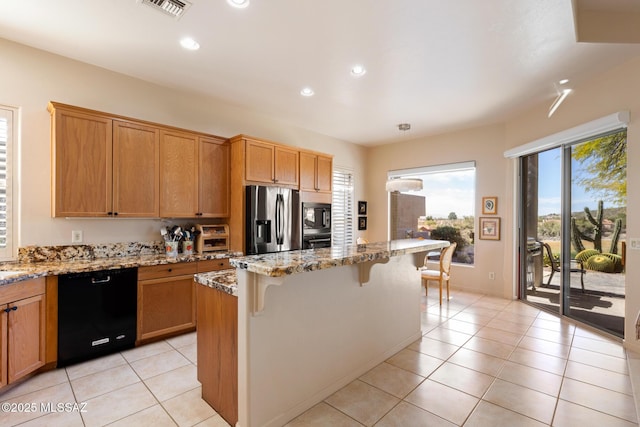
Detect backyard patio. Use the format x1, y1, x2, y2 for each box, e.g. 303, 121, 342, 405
526, 267, 625, 337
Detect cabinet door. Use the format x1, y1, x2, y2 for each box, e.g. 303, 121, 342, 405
137, 276, 196, 342
299, 151, 317, 191
199, 137, 230, 217
7, 294, 45, 384
245, 140, 274, 183
160, 130, 199, 217
316, 155, 333, 192
52, 108, 112, 217
113, 120, 160, 217
274, 146, 299, 186
0, 305, 6, 387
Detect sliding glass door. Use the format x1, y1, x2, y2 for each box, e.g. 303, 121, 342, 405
519, 130, 626, 337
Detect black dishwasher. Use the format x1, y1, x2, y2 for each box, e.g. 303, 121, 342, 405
58, 268, 137, 367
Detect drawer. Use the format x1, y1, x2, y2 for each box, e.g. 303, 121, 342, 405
0, 277, 46, 305
138, 262, 197, 281
197, 258, 231, 273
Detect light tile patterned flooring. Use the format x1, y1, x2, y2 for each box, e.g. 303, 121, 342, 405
1, 288, 638, 426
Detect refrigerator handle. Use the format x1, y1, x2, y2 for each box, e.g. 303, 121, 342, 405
276, 194, 284, 245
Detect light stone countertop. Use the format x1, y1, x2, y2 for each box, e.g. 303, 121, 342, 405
0, 251, 241, 287
229, 238, 449, 277
194, 269, 237, 296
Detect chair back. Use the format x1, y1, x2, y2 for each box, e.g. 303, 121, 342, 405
440, 242, 457, 274
542, 242, 559, 271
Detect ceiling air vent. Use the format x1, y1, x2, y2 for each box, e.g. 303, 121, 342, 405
139, 0, 191, 19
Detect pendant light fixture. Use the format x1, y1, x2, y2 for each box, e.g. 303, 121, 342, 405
385, 177, 423, 192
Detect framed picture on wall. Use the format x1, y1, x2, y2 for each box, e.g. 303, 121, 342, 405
479, 217, 500, 240
482, 196, 498, 215
358, 216, 367, 230
358, 201, 367, 215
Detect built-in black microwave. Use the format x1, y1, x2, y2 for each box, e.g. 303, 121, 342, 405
302, 203, 331, 235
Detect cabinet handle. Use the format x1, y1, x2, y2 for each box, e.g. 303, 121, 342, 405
168, 268, 172, 272
107, 212, 113, 216
5, 307, 17, 313
114, 212, 119, 216
4, 308, 10, 313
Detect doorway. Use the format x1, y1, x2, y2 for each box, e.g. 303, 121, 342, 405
519, 130, 626, 337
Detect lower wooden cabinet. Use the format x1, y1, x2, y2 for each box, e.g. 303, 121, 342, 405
137, 259, 231, 343
0, 278, 46, 388
197, 284, 238, 426
137, 263, 198, 343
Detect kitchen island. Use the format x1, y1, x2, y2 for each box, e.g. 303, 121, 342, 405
194, 238, 449, 427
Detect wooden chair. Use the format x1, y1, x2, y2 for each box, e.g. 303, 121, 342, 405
421, 242, 457, 305
541, 242, 586, 292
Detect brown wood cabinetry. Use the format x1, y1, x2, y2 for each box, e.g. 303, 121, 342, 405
159, 132, 230, 218
159, 130, 199, 217
199, 137, 230, 217
0, 278, 46, 388
300, 151, 332, 193
49, 103, 161, 217
49, 102, 229, 219
244, 138, 299, 186
197, 284, 238, 426
137, 259, 230, 343
137, 263, 197, 343
50, 105, 112, 217
113, 120, 160, 217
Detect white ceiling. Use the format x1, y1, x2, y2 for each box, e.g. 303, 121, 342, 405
1, 0, 640, 146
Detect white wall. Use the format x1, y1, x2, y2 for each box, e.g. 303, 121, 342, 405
367, 54, 640, 349
0, 38, 367, 249
366, 124, 512, 298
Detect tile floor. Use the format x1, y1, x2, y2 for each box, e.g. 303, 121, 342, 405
0, 288, 638, 426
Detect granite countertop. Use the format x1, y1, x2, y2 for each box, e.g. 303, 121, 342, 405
0, 251, 241, 287
229, 238, 449, 277
194, 269, 237, 297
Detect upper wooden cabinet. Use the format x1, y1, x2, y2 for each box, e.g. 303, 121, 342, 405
50, 105, 113, 217
199, 137, 230, 217
49, 102, 229, 219
245, 138, 299, 186
300, 151, 332, 193
159, 130, 199, 217
113, 120, 160, 217
50, 103, 160, 217
159, 132, 229, 218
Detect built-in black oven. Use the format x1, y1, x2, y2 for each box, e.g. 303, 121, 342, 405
302, 203, 331, 235
302, 202, 331, 249
303, 233, 332, 249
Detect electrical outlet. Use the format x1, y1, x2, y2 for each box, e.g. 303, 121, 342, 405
489, 272, 495, 280
630, 238, 640, 250
71, 230, 83, 243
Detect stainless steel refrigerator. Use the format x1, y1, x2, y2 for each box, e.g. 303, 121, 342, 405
246, 185, 301, 255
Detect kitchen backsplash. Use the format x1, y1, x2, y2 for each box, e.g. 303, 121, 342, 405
18, 241, 165, 263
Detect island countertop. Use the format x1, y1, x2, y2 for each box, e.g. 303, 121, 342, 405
228, 238, 449, 277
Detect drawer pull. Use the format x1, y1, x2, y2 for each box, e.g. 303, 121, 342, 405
168, 268, 173, 272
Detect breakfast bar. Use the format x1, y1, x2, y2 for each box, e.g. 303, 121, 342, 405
195, 238, 449, 427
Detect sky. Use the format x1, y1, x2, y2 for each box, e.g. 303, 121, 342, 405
537, 147, 616, 216
401, 170, 475, 218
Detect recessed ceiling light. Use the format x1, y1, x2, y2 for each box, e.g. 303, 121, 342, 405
300, 87, 314, 97
398, 123, 411, 131
180, 37, 200, 50
351, 64, 366, 77
227, 0, 250, 8
559, 78, 570, 85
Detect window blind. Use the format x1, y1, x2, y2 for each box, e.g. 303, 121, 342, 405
332, 168, 354, 246
0, 107, 13, 258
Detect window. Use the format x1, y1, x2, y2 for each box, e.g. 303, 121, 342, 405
332, 168, 354, 246
388, 161, 475, 264
0, 106, 15, 260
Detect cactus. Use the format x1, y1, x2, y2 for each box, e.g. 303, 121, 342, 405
609, 218, 622, 254
602, 253, 624, 273
575, 249, 599, 263
584, 255, 615, 273
571, 200, 622, 254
